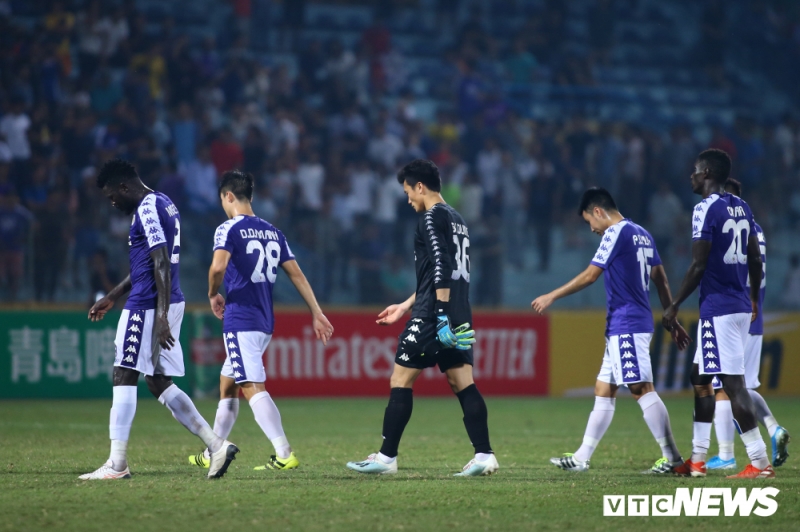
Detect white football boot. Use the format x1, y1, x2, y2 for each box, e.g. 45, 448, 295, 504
454, 454, 500, 476
549, 453, 589, 472
79, 460, 131, 480
208, 440, 239, 479
346, 453, 398, 475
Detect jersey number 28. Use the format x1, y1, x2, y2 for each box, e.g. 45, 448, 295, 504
247, 240, 281, 283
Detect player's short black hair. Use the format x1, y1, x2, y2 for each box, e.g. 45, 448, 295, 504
397, 159, 441, 192
96, 159, 138, 189
578, 187, 618, 216
724, 177, 742, 197
219, 169, 254, 201
697, 148, 731, 184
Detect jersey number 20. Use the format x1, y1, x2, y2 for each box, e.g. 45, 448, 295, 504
247, 240, 281, 283
722, 219, 750, 265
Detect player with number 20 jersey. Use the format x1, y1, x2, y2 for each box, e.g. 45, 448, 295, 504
664, 149, 772, 479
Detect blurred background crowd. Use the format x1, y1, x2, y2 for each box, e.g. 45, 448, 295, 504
1, 0, 800, 309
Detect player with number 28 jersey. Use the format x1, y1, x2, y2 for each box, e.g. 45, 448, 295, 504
213, 216, 294, 336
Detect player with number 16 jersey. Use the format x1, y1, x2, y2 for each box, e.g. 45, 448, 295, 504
346, 160, 496, 477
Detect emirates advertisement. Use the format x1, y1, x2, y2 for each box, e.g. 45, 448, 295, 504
194, 311, 549, 396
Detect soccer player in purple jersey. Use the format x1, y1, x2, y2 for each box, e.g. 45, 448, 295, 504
663, 149, 773, 479
188, 170, 334, 471
80, 159, 238, 480
532, 188, 690, 474
706, 178, 790, 471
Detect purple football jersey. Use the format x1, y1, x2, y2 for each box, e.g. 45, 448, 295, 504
692, 193, 756, 319
591, 220, 662, 336
749, 222, 766, 335
125, 192, 184, 310
213, 215, 295, 334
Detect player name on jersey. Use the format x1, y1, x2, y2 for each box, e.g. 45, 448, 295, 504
238, 228, 280, 241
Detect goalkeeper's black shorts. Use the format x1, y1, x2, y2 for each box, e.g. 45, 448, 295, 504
394, 318, 473, 373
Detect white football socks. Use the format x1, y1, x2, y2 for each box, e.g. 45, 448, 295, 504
740, 427, 769, 470
200, 398, 241, 459
249, 391, 291, 459
108, 385, 137, 471
574, 396, 615, 462
158, 384, 223, 453
691, 421, 712, 463
748, 389, 779, 437
377, 452, 396, 464
213, 398, 239, 441
713, 399, 735, 461
637, 392, 681, 463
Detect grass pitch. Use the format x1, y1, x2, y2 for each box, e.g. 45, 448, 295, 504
0, 396, 797, 532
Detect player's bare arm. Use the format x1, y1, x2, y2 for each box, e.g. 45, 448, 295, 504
663, 239, 711, 329
151, 246, 176, 364
531, 264, 602, 314
281, 259, 333, 345
208, 249, 231, 320
88, 275, 132, 322
377, 292, 415, 325
746, 232, 763, 323
650, 264, 691, 349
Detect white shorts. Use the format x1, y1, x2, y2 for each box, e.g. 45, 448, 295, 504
221, 331, 272, 384
597, 333, 653, 386
114, 302, 185, 377
712, 334, 763, 390
693, 313, 749, 376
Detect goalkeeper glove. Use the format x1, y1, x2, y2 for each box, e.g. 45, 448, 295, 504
453, 323, 475, 350
435, 301, 458, 348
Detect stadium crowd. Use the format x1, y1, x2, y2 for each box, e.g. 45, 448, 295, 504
1, 0, 800, 306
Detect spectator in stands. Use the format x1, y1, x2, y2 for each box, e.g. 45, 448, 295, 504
782, 255, 800, 308
647, 180, 684, 268
33, 189, 69, 301
505, 37, 538, 83
0, 189, 32, 301
209, 128, 243, 176
356, 223, 385, 304
0, 96, 32, 192
180, 145, 218, 216
87, 247, 120, 307
588, 0, 615, 65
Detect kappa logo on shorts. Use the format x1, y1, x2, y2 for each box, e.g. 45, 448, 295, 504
409, 324, 420, 333
618, 335, 640, 383
399, 353, 410, 362
701, 320, 721, 374
405, 334, 417, 343
225, 332, 248, 383
120, 310, 145, 368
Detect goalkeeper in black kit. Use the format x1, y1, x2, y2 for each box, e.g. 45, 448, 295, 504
346, 159, 498, 477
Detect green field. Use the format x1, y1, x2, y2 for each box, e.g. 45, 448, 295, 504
0, 396, 797, 531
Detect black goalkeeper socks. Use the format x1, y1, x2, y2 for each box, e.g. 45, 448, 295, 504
456, 384, 493, 454
379, 387, 414, 458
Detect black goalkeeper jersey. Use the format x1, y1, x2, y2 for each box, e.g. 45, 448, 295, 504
411, 202, 472, 326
